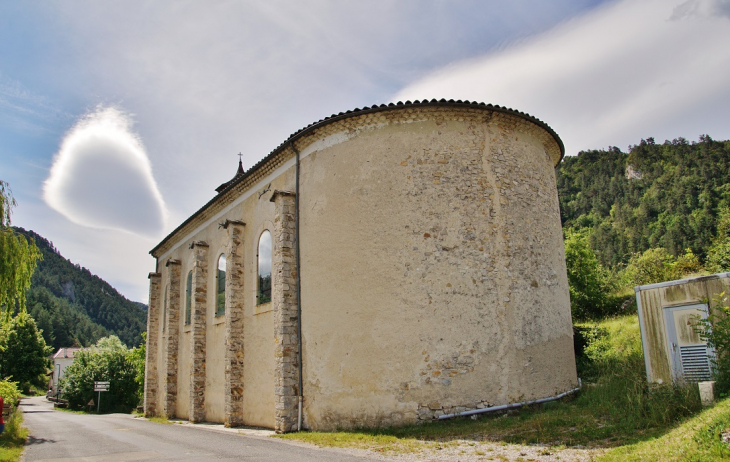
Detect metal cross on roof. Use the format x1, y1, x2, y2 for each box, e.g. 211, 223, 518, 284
238, 152, 243, 161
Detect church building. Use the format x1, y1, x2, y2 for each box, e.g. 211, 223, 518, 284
144, 99, 578, 432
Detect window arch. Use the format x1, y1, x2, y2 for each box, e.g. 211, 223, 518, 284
257, 230, 272, 305
216, 254, 226, 316
185, 270, 192, 325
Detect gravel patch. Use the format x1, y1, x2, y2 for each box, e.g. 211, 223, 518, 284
279, 438, 605, 462
370, 440, 603, 461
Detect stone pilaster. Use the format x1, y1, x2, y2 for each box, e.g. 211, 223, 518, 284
189, 241, 209, 423
270, 191, 300, 433
223, 220, 246, 427
163, 259, 181, 418
144, 272, 161, 417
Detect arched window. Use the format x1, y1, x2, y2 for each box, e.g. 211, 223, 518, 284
216, 254, 226, 316
185, 270, 192, 325
257, 230, 272, 305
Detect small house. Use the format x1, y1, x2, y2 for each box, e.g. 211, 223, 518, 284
50, 347, 83, 397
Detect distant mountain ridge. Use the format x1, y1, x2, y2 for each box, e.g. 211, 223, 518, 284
15, 227, 147, 349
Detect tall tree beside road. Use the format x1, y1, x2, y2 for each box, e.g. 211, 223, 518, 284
0, 311, 51, 391
0, 180, 41, 321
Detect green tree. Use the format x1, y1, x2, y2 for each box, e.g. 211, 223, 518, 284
557, 137, 730, 270
705, 207, 730, 273
0, 180, 41, 321
126, 332, 146, 404
564, 228, 616, 319
621, 247, 704, 287
0, 311, 51, 391
60, 335, 139, 412
696, 292, 730, 394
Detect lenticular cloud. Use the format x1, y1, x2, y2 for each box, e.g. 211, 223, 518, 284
44, 106, 167, 238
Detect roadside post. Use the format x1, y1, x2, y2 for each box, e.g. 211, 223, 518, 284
93, 381, 110, 413
56, 363, 61, 401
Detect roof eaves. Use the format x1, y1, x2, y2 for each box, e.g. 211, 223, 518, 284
150, 99, 564, 256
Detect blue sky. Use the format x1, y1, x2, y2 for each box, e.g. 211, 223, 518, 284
1, 0, 729, 303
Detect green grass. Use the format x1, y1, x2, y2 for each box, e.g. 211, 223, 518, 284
146, 415, 173, 425
0, 407, 28, 462
277, 431, 455, 454
599, 397, 730, 461
278, 315, 706, 455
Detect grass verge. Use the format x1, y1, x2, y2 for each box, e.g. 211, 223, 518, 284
0, 407, 28, 462
599, 397, 730, 461
278, 315, 705, 455
146, 415, 173, 425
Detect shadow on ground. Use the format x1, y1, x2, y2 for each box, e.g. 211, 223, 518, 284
25, 435, 57, 445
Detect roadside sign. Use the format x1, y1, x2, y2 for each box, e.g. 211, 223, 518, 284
94, 381, 110, 392
93, 381, 110, 413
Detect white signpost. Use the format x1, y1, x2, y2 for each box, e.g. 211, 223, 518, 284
93, 381, 110, 413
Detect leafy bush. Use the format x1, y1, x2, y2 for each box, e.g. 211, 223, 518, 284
0, 380, 20, 407
696, 292, 730, 395
564, 228, 618, 319
705, 208, 730, 273
576, 316, 643, 381
706, 238, 730, 273
60, 336, 139, 412
126, 333, 146, 404
620, 247, 704, 287
0, 405, 28, 460
577, 316, 701, 428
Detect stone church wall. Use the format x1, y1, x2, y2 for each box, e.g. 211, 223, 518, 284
145, 101, 577, 431
295, 107, 575, 429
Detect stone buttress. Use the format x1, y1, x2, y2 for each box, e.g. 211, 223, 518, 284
189, 241, 209, 423
163, 259, 181, 418
224, 220, 246, 427
144, 272, 161, 417
271, 190, 300, 432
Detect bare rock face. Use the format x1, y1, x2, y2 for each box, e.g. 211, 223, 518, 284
626, 164, 643, 180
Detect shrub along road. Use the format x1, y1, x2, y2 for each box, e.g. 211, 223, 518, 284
19, 396, 377, 461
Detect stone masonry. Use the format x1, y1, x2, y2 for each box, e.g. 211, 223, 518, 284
147, 101, 574, 431
224, 220, 246, 427
144, 272, 161, 417
271, 191, 300, 432
189, 241, 209, 423
163, 259, 181, 418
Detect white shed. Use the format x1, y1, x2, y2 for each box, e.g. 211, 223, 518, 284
635, 273, 730, 384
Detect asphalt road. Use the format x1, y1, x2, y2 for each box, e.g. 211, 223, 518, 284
20, 396, 379, 462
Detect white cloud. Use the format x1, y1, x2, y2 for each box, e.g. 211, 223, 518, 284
4, 0, 682, 302
394, 0, 730, 155
44, 106, 167, 238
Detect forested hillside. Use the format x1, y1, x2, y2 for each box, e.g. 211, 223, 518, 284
14, 227, 147, 349
557, 135, 730, 269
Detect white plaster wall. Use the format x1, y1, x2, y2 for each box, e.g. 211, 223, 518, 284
52, 357, 75, 395
156, 174, 287, 426
297, 112, 576, 429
